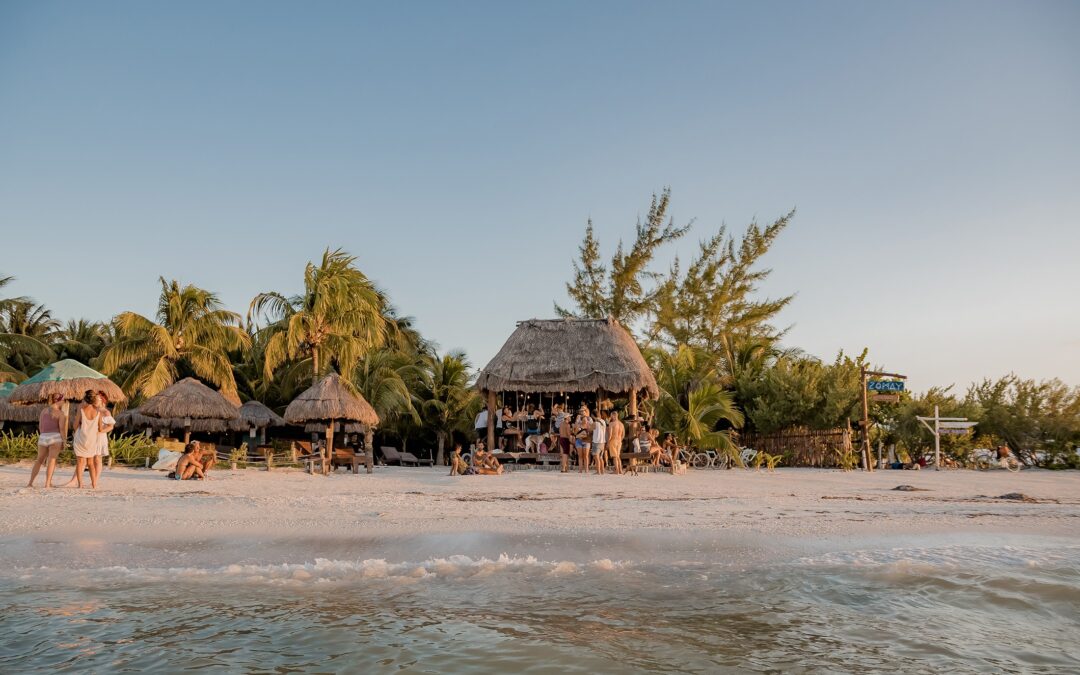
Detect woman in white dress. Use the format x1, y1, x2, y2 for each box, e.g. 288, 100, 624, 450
68, 390, 105, 489
93, 390, 115, 475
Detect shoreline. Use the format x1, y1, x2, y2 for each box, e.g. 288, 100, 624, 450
3, 465, 1078, 549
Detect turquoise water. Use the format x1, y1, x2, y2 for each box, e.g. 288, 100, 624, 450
1, 533, 1078, 673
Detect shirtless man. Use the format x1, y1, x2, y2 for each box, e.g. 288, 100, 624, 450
172, 442, 206, 480
606, 411, 625, 475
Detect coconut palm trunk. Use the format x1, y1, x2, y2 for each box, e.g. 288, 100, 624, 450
363, 427, 374, 474
436, 430, 447, 466
325, 418, 334, 475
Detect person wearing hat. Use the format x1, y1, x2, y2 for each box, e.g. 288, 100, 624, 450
574, 405, 594, 473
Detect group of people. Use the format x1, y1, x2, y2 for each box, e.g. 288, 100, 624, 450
168, 441, 215, 480
26, 389, 116, 489
471, 401, 680, 475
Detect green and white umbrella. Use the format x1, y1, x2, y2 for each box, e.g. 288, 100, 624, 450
8, 359, 127, 405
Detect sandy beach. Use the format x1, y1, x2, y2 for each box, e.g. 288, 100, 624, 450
3, 464, 1078, 543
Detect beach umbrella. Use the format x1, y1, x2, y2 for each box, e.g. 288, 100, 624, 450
0, 382, 38, 428
138, 378, 240, 443
284, 373, 379, 474
8, 359, 126, 405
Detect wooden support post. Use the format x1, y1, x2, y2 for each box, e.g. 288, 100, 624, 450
486, 389, 496, 454
860, 367, 873, 472
364, 426, 374, 474
325, 418, 334, 476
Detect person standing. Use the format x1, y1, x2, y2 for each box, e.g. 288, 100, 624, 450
26, 393, 68, 488
68, 390, 104, 489
474, 407, 488, 444
574, 406, 594, 474
557, 411, 572, 473
591, 413, 607, 475
606, 411, 625, 475
93, 390, 115, 477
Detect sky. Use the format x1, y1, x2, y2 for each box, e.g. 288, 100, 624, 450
1, 0, 1078, 392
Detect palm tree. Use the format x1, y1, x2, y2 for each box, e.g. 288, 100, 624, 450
249, 248, 387, 386
0, 276, 56, 380
352, 349, 421, 427
100, 278, 249, 400
53, 319, 110, 364
418, 351, 481, 465
652, 345, 745, 461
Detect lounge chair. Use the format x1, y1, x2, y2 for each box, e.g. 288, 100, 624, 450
381, 446, 433, 466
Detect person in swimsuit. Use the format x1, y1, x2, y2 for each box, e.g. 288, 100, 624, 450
67, 390, 104, 489
606, 411, 625, 475
170, 442, 206, 480
449, 444, 471, 476
27, 393, 68, 488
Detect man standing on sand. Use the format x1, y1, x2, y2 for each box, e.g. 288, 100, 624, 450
558, 410, 573, 473
606, 411, 625, 475
591, 413, 607, 474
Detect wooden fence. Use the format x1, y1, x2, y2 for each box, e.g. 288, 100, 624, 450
739, 427, 852, 467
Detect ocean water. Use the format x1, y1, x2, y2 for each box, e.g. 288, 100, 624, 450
1, 532, 1077, 674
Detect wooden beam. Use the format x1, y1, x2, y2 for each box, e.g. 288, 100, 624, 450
486, 389, 496, 454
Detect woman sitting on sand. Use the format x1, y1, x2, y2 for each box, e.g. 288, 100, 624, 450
27, 393, 67, 488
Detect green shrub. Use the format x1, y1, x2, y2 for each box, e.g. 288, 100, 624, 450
108, 434, 160, 466
0, 431, 39, 464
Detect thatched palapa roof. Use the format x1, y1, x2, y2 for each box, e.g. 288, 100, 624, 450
139, 378, 240, 422
284, 373, 379, 426
9, 360, 126, 404
1, 381, 40, 424
232, 400, 286, 431
475, 317, 659, 398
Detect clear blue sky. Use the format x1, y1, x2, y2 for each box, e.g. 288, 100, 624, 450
2, 0, 1077, 391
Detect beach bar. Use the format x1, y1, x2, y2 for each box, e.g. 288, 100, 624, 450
475, 317, 659, 462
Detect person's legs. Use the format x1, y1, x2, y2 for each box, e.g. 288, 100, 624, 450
44, 444, 62, 487
88, 455, 100, 489
579, 442, 590, 473
612, 447, 623, 475
27, 445, 50, 487
72, 457, 87, 488
595, 448, 605, 475
199, 454, 215, 475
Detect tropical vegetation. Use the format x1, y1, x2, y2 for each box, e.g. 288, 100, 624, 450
2, 191, 1077, 467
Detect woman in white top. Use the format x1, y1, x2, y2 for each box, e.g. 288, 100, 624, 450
93, 390, 115, 475
67, 390, 106, 489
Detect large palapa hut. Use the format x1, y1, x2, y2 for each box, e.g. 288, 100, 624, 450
138, 378, 240, 442
475, 317, 658, 452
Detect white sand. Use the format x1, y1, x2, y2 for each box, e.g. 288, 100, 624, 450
2, 463, 1078, 543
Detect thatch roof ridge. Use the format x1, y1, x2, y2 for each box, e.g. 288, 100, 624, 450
139, 378, 240, 421
284, 373, 379, 426
9, 359, 126, 404
476, 316, 659, 398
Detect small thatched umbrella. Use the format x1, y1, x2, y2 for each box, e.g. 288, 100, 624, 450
231, 400, 286, 448
8, 359, 126, 405
475, 317, 659, 453
139, 378, 240, 443
284, 373, 379, 474
0, 382, 39, 428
